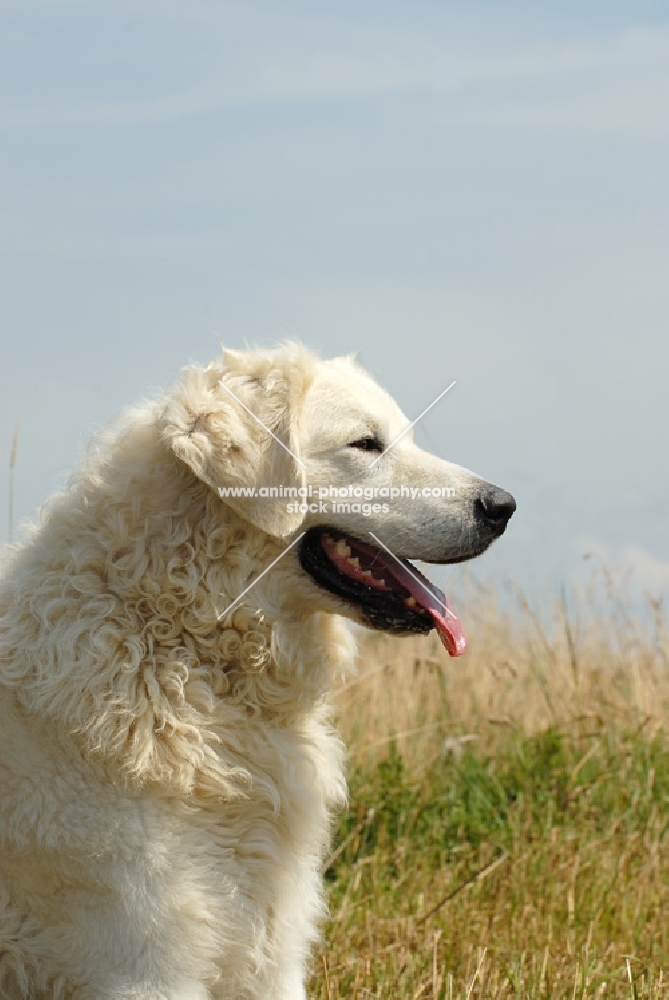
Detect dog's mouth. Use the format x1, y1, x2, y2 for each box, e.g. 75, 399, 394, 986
299, 527, 467, 656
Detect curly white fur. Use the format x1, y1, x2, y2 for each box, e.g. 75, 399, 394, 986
0, 345, 357, 999
0, 343, 496, 998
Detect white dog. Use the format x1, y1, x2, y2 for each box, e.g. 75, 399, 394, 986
0, 344, 514, 999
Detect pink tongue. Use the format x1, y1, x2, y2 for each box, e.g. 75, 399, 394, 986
430, 609, 468, 658
375, 554, 468, 657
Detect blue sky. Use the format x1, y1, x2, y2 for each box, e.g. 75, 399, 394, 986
2, 0, 669, 602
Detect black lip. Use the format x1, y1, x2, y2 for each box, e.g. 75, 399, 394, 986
299, 526, 433, 636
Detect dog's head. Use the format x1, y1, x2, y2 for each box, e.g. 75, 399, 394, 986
162, 344, 515, 656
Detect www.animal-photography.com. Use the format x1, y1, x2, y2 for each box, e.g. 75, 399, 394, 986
2, 3, 668, 998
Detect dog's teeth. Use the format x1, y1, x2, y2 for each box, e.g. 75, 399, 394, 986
405, 596, 417, 607
348, 557, 360, 568
361, 570, 373, 578
336, 539, 351, 557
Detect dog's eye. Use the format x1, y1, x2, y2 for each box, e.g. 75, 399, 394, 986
348, 436, 383, 453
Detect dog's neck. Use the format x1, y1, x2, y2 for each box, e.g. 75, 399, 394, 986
1, 423, 355, 793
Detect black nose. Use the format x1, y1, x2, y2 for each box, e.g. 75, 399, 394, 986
476, 487, 516, 531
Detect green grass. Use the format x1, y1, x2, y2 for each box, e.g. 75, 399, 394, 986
306, 574, 669, 998
310, 725, 669, 998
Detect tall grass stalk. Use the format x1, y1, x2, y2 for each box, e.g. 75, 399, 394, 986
310, 572, 669, 999
8, 421, 20, 544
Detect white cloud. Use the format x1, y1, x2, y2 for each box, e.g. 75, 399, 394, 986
3, 20, 669, 136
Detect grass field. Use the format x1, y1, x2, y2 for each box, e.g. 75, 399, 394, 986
309, 570, 669, 999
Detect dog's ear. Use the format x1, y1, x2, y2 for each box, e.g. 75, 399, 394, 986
162, 351, 308, 538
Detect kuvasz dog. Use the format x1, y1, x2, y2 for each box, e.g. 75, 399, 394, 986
0, 344, 515, 999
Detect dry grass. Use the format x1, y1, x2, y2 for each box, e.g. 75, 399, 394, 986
309, 569, 669, 998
